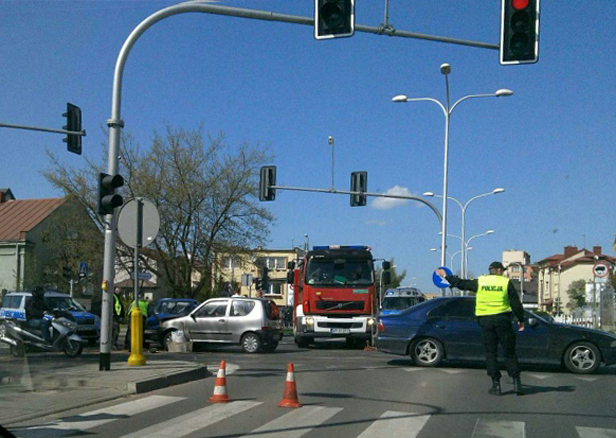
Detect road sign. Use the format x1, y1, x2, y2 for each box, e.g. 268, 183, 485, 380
593, 261, 610, 278
117, 198, 160, 248
433, 266, 453, 288
130, 271, 152, 281
78, 261, 89, 278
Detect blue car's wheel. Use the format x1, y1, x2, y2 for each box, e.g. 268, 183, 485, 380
410, 338, 444, 367
564, 342, 600, 374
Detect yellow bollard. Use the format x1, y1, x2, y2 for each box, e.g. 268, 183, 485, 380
128, 307, 146, 366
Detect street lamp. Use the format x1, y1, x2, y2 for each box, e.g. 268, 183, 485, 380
424, 188, 505, 277
393, 63, 512, 277
464, 230, 495, 276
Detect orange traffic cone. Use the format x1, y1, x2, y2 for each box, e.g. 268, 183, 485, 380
209, 360, 231, 403
278, 363, 302, 408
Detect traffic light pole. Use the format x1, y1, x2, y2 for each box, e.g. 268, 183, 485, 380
100, 0, 497, 371
0, 122, 85, 137
271, 184, 443, 227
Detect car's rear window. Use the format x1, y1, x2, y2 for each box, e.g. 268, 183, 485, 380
264, 300, 280, 320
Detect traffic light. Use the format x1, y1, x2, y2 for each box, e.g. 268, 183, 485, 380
314, 0, 355, 40
259, 166, 276, 201
261, 266, 270, 291
97, 172, 124, 215
500, 0, 540, 65
350, 171, 367, 207
63, 103, 82, 155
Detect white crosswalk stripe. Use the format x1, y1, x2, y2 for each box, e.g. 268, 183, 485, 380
119, 400, 262, 438
14, 395, 184, 438
239, 406, 342, 438
472, 419, 525, 438
577, 426, 616, 438
357, 411, 430, 438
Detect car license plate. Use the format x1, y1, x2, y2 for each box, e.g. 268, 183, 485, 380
331, 328, 350, 334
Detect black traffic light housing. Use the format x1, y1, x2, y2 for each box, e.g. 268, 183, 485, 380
260, 266, 270, 292
350, 171, 367, 207
500, 0, 540, 65
314, 0, 355, 40
97, 172, 124, 215
63, 103, 82, 155
259, 166, 277, 201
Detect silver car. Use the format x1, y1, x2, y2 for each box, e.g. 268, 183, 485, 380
160, 297, 283, 353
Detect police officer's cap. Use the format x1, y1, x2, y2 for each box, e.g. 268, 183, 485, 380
488, 261, 505, 270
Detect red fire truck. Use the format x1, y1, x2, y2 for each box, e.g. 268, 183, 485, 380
288, 245, 389, 348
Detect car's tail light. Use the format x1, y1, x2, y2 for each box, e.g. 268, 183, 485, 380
377, 321, 385, 332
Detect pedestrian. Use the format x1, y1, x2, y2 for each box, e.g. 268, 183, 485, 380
112, 288, 125, 350
25, 286, 52, 343
124, 294, 149, 351
435, 261, 525, 395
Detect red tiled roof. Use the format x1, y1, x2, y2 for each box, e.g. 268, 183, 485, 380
0, 198, 66, 241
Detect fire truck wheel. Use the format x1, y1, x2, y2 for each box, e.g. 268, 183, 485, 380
295, 336, 311, 348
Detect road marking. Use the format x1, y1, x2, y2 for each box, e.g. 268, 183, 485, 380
526, 373, 550, 380
577, 426, 616, 437
239, 406, 342, 438
15, 396, 184, 437
119, 400, 261, 438
403, 367, 424, 372
439, 368, 466, 374
472, 419, 525, 438
575, 376, 599, 382
357, 411, 430, 438
206, 362, 240, 375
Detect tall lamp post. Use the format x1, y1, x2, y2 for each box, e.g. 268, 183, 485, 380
424, 188, 505, 277
393, 64, 513, 272
464, 230, 495, 276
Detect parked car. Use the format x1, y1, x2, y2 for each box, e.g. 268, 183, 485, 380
145, 298, 199, 347
0, 290, 101, 344
160, 297, 283, 353
376, 296, 616, 374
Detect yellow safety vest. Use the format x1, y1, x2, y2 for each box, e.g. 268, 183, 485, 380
475, 275, 511, 316
128, 300, 149, 316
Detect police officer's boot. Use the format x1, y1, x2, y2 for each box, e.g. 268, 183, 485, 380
513, 376, 524, 395
488, 378, 502, 396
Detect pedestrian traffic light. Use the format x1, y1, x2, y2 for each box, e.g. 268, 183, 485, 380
261, 266, 270, 291
500, 0, 540, 65
97, 172, 124, 215
63, 103, 82, 155
350, 171, 367, 207
314, 0, 355, 40
259, 166, 276, 201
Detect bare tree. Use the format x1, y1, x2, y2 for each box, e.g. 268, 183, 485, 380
44, 125, 275, 299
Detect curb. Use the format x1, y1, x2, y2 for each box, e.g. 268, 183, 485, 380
131, 364, 211, 393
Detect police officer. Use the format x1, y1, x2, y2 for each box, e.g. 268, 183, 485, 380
26, 286, 52, 343
435, 261, 525, 395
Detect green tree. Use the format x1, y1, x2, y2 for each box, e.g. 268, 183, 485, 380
566, 279, 586, 312
44, 125, 275, 300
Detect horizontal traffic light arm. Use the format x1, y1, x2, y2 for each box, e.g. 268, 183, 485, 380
0, 121, 86, 137
269, 184, 443, 226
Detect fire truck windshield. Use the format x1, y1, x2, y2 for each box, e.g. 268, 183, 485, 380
306, 259, 373, 286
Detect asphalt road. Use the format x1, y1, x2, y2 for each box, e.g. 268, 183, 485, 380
6, 336, 616, 438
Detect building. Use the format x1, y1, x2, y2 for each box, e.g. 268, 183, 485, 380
536, 246, 615, 315
214, 248, 300, 309
0, 189, 102, 300
502, 250, 538, 309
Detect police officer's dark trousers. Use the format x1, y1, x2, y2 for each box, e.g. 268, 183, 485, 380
477, 312, 520, 379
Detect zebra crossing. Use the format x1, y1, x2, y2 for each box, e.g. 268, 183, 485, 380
10, 395, 616, 438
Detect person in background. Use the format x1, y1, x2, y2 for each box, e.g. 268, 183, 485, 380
25, 286, 52, 343
112, 288, 125, 350
435, 261, 525, 396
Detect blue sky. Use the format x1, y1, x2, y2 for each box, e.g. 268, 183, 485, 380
1, 1, 615, 293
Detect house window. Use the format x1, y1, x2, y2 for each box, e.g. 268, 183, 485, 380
221, 256, 241, 270
256, 257, 287, 270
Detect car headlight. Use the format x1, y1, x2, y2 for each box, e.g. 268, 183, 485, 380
305, 317, 314, 332
367, 317, 375, 326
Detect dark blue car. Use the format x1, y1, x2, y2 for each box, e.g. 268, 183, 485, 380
145, 298, 199, 346
377, 296, 616, 374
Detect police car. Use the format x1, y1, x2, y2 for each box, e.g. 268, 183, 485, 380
380, 287, 426, 315
0, 290, 100, 343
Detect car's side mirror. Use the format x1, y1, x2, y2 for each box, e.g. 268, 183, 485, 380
527, 317, 538, 327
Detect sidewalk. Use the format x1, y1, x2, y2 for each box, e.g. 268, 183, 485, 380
0, 351, 210, 426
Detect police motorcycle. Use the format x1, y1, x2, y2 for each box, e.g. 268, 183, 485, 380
0, 310, 84, 358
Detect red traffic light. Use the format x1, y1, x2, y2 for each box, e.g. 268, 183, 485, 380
512, 0, 529, 10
